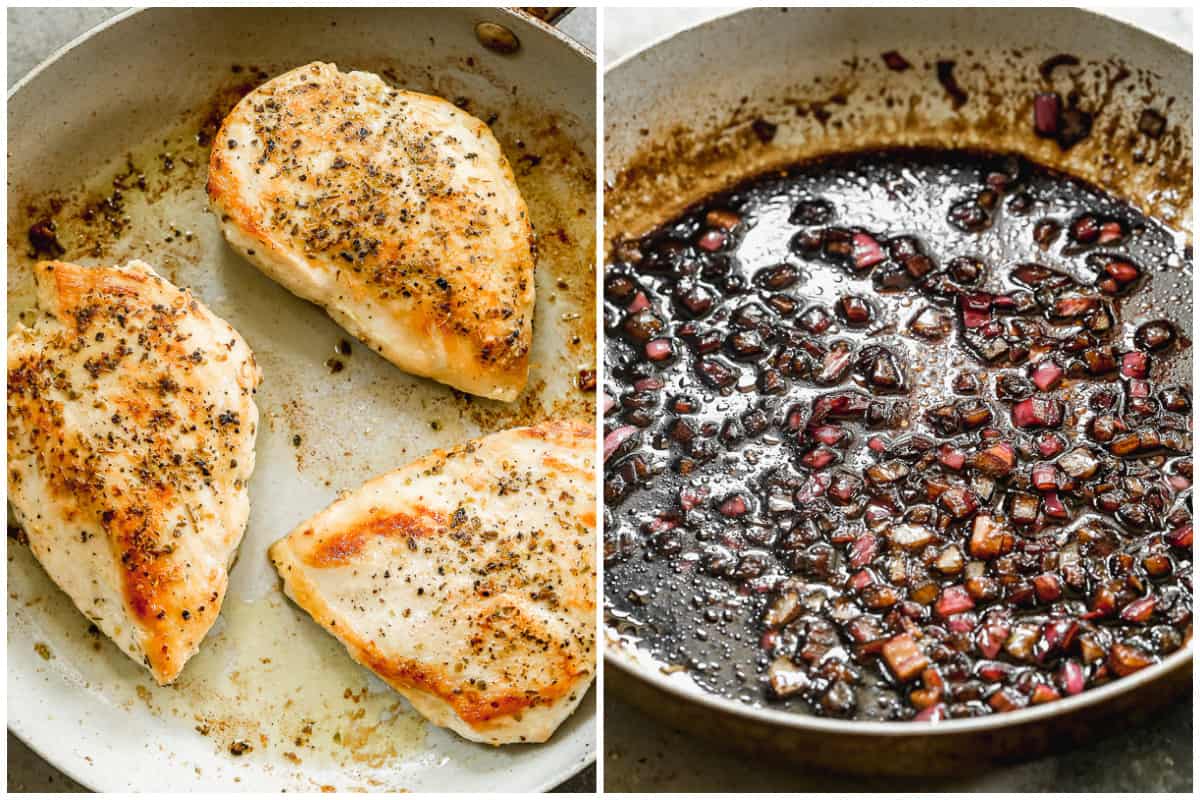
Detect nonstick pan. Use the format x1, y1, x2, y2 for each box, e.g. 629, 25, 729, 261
7, 7, 595, 792
604, 6, 1191, 775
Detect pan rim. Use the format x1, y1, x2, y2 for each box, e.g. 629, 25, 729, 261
515, 7, 596, 62
6, 6, 141, 101
7, 5, 596, 793
7, 5, 596, 107
603, 6, 1192, 78
606, 637, 1192, 737
602, 3, 1194, 740
6, 688, 598, 794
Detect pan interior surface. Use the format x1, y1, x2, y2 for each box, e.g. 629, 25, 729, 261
603, 5, 1192, 760
7, 7, 595, 793
606, 7, 1192, 245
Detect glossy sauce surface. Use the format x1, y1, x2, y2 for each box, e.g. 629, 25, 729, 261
603, 149, 1192, 721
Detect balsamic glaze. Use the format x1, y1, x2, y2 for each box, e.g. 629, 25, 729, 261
604, 149, 1192, 721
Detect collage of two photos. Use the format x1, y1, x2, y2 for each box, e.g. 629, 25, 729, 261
8, 6, 598, 794
5, 5, 1194, 795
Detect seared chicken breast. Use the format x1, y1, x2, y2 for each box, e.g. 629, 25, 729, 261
7, 260, 261, 684
269, 420, 596, 744
208, 61, 535, 402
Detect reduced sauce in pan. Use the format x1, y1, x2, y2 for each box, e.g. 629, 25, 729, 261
603, 149, 1192, 721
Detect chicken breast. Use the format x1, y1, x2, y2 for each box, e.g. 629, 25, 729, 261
208, 61, 535, 402
7, 260, 261, 685
268, 420, 596, 744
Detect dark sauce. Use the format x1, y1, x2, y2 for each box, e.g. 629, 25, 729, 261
603, 149, 1192, 722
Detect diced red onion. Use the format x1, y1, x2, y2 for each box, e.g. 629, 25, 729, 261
643, 514, 678, 534
1084, 586, 1117, 619
819, 347, 854, 383
960, 293, 993, 328
810, 424, 844, 446
969, 514, 1014, 559
1043, 491, 1068, 518
811, 391, 872, 421
1120, 351, 1149, 379
645, 338, 673, 361
849, 569, 875, 591
1032, 462, 1059, 491
802, 447, 836, 469
913, 703, 948, 722
974, 441, 1014, 476
1030, 684, 1061, 704
888, 523, 934, 551
1119, 595, 1156, 623
1166, 525, 1195, 551
1011, 397, 1064, 429
976, 660, 1015, 682
1058, 660, 1086, 695
938, 444, 966, 471
1053, 295, 1099, 318
1011, 263, 1056, 286
863, 502, 894, 528
697, 229, 726, 252
1037, 433, 1065, 458
718, 495, 749, 517
852, 232, 886, 270
1038, 617, 1077, 656
991, 294, 1016, 311
1031, 360, 1064, 391
977, 623, 1009, 659
1103, 259, 1139, 284
795, 472, 831, 504
988, 690, 1027, 714
1127, 379, 1151, 398
936, 585, 975, 618
1034, 92, 1061, 135
849, 533, 879, 568
881, 633, 929, 682
604, 425, 637, 462
1071, 215, 1099, 243
1097, 220, 1124, 244
1032, 573, 1062, 603
633, 377, 664, 391
784, 405, 807, 432
940, 485, 978, 519
679, 486, 708, 511
1108, 643, 1154, 676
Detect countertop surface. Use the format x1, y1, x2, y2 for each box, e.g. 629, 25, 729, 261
602, 5, 1194, 794
5, 5, 595, 794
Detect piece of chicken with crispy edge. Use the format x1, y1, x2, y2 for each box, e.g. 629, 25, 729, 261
7, 259, 261, 685
208, 61, 536, 402
268, 420, 596, 744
